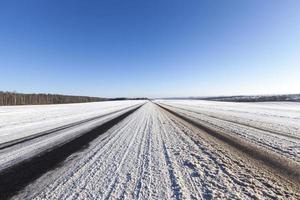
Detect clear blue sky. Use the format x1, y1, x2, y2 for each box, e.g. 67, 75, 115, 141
0, 0, 299, 98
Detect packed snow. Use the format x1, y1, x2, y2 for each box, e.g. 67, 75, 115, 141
1, 101, 299, 199
0, 100, 145, 145
156, 100, 300, 162
13, 102, 299, 199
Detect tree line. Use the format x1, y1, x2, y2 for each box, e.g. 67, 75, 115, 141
0, 91, 108, 106
204, 94, 300, 102
160, 94, 300, 102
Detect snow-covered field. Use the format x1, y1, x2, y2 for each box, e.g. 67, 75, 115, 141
1, 100, 299, 199
0, 100, 144, 145
156, 100, 300, 162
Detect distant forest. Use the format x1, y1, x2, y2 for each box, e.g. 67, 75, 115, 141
202, 94, 300, 102
0, 92, 148, 106
0, 92, 108, 106
162, 94, 300, 102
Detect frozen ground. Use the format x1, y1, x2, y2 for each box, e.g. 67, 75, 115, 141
156, 100, 300, 162
0, 100, 144, 145
1, 101, 299, 199
9, 102, 300, 199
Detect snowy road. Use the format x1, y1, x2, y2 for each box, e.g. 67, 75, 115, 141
0, 100, 144, 146
156, 100, 300, 163
7, 102, 300, 200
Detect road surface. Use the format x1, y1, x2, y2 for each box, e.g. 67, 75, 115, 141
6, 102, 299, 200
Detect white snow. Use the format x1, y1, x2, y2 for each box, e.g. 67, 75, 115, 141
13, 102, 299, 199
0, 100, 145, 145
156, 100, 300, 162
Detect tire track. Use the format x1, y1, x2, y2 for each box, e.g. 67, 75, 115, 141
0, 104, 142, 200
157, 103, 300, 163
159, 103, 300, 141
164, 111, 299, 198
0, 104, 141, 150
156, 103, 300, 187
10, 102, 300, 200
